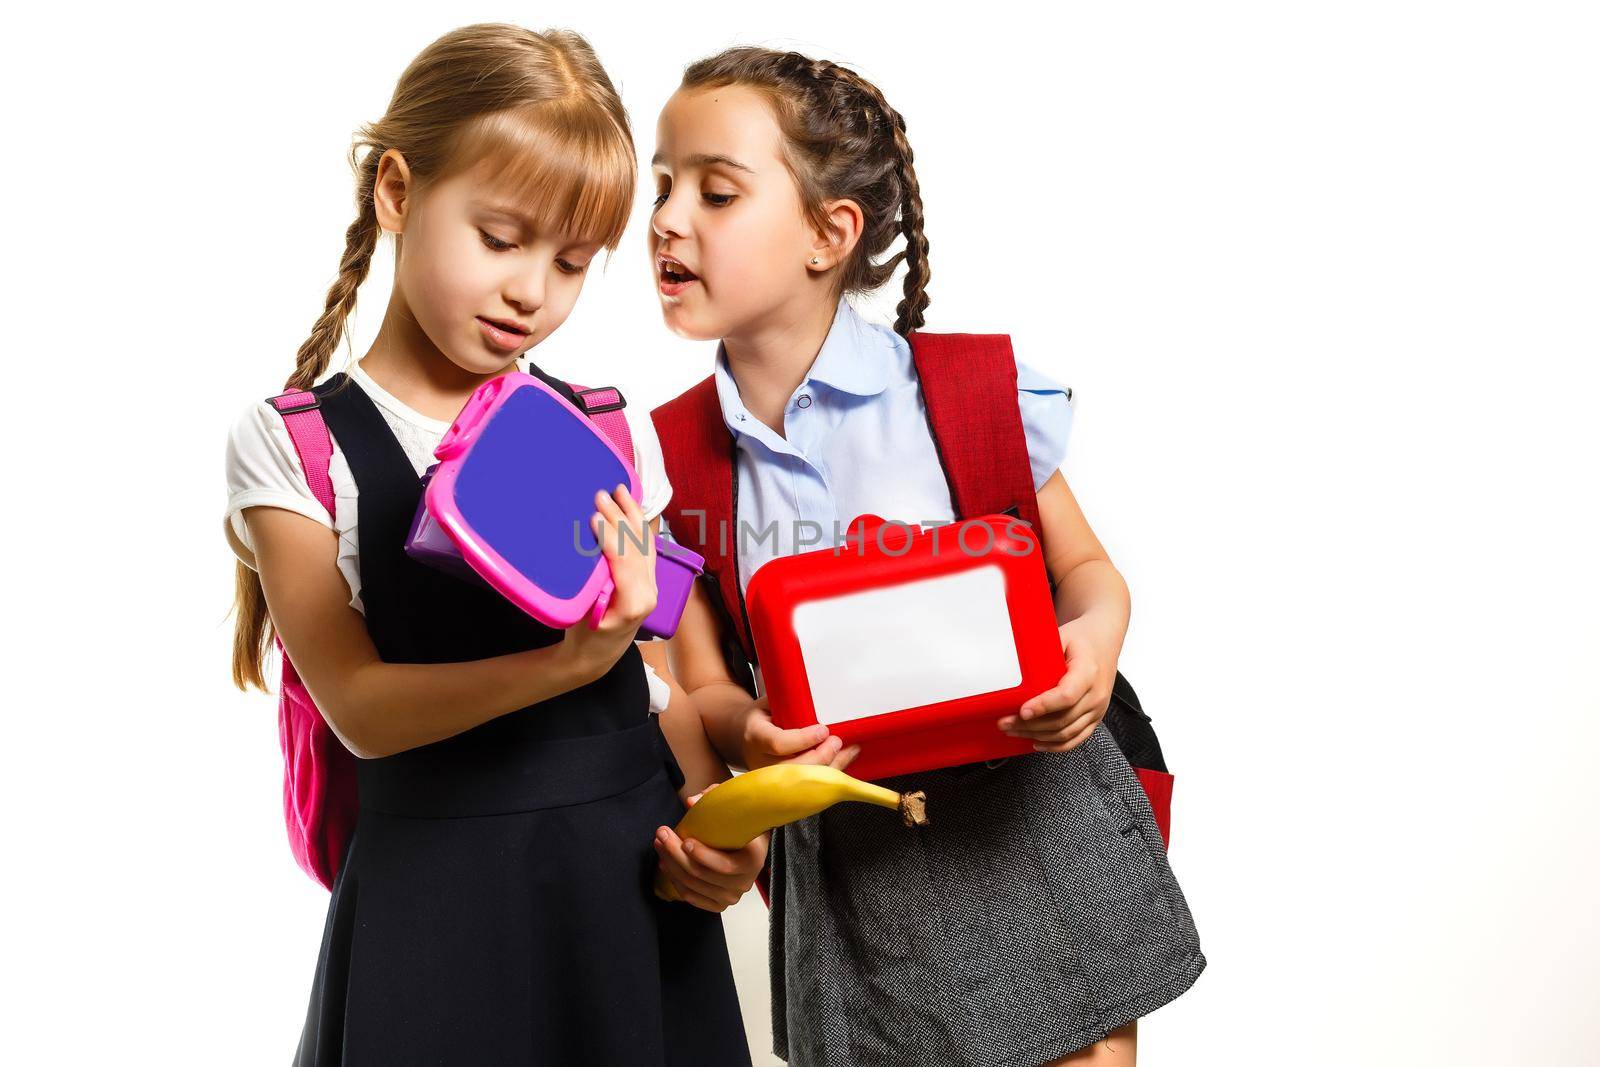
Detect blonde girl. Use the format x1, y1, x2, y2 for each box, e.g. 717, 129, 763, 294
224, 25, 759, 1064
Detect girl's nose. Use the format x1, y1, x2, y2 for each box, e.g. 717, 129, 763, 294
504, 265, 547, 314
651, 192, 688, 241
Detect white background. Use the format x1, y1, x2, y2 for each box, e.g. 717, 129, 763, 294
5, 2, 1596, 1063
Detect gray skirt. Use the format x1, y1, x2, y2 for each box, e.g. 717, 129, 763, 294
766, 724, 1205, 1067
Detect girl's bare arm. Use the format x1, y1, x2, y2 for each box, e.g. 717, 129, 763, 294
661, 581, 762, 766
999, 469, 1132, 751
1035, 470, 1132, 658
664, 579, 844, 772
639, 639, 731, 801
244, 505, 637, 759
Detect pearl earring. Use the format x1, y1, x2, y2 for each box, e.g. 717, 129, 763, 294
810, 256, 820, 265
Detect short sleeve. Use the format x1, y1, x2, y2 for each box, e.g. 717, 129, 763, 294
1015, 358, 1075, 491
623, 401, 674, 523
223, 400, 335, 567
641, 661, 670, 714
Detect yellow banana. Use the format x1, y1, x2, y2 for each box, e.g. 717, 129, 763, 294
654, 764, 928, 902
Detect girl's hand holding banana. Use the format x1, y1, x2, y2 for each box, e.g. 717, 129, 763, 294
653, 783, 770, 913
653, 765, 928, 905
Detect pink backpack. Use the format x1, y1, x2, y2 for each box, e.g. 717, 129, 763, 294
267, 378, 635, 890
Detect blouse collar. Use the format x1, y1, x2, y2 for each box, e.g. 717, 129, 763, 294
712, 297, 898, 438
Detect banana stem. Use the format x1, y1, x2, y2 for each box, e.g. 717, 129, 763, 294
898, 790, 928, 828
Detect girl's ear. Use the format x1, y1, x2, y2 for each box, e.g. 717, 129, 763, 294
808, 198, 865, 272
372, 148, 414, 235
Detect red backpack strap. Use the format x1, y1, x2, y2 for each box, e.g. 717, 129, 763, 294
567, 382, 636, 468
651, 378, 756, 668
907, 332, 1042, 533
909, 337, 1178, 836
267, 388, 336, 517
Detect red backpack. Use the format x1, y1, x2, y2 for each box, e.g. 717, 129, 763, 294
265, 378, 634, 890
651, 331, 1175, 905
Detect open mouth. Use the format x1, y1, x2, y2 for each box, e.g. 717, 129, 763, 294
477, 316, 531, 351
478, 316, 529, 336
658, 254, 699, 286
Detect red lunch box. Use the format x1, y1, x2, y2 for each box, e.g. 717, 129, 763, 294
746, 514, 1066, 782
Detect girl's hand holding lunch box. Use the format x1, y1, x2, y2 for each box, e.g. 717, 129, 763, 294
560, 485, 659, 680
999, 615, 1118, 753
740, 694, 861, 773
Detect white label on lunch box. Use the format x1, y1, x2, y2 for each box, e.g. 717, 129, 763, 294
791, 565, 1022, 725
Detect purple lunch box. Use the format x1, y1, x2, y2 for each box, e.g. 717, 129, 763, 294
406, 464, 705, 641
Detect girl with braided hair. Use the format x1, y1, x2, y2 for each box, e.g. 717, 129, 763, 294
644, 47, 1204, 1066
222, 25, 757, 1064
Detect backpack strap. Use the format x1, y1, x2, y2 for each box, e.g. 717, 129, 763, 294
906, 331, 1043, 535
652, 377, 758, 679
264, 381, 355, 891
567, 382, 636, 468
267, 387, 336, 517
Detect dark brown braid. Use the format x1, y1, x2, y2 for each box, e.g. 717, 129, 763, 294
682, 49, 931, 335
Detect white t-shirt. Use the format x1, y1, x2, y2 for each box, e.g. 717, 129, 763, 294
223, 358, 674, 713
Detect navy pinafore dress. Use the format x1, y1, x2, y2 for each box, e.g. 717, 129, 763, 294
293, 371, 750, 1066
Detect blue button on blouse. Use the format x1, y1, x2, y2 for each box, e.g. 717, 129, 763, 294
663, 297, 1074, 598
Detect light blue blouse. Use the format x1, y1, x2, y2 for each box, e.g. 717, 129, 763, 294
664, 297, 1074, 597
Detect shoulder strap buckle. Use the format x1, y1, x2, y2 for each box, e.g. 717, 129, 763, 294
265, 387, 335, 517
570, 385, 627, 415
269, 391, 322, 416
